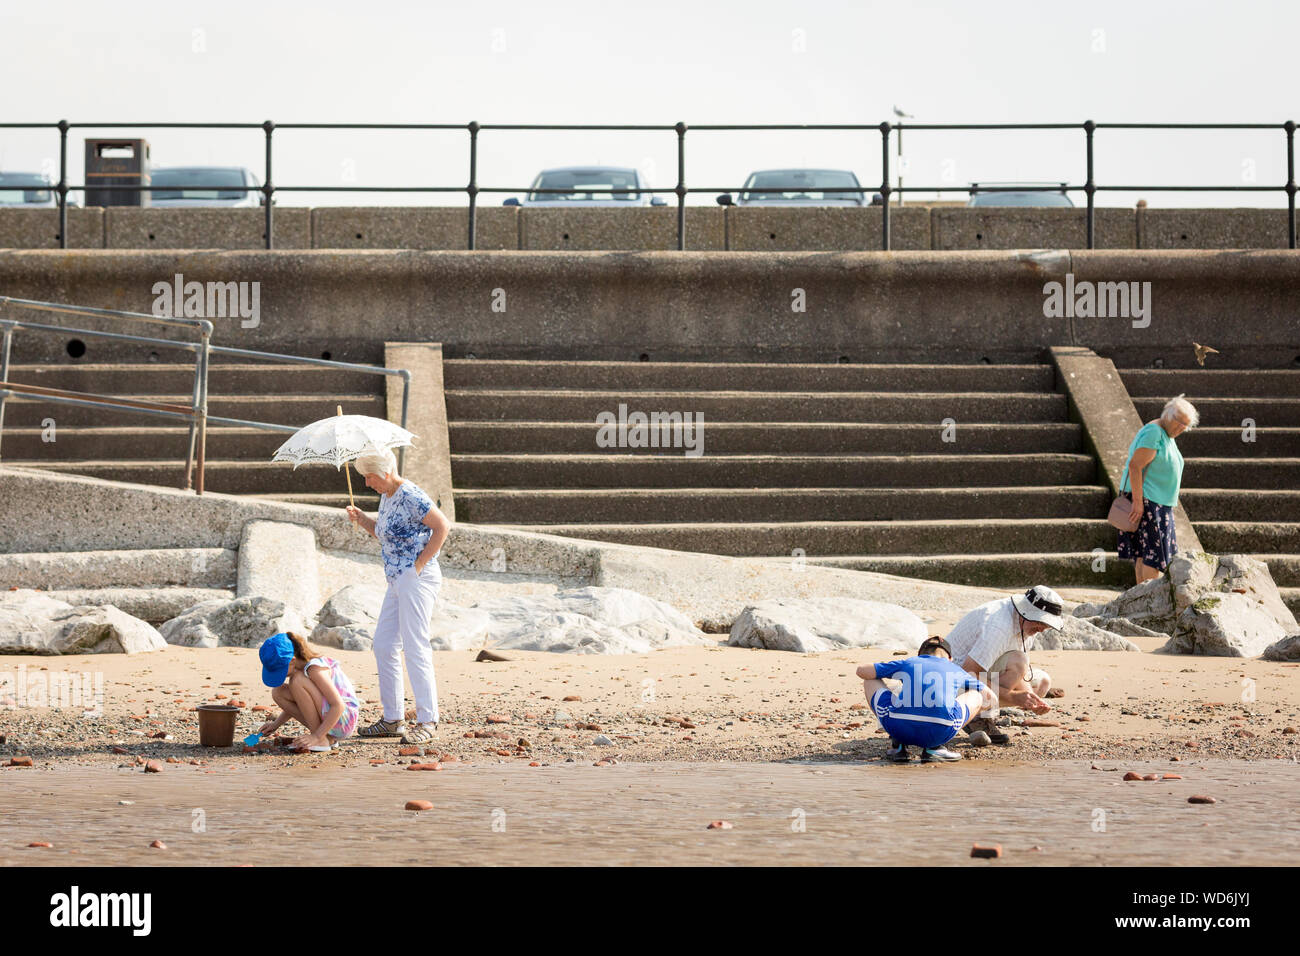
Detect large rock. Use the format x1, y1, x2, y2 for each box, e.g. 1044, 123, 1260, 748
1160, 593, 1288, 658
237, 520, 319, 617
0, 589, 166, 654
472, 587, 710, 655
429, 605, 493, 651
727, 598, 927, 653
1262, 634, 1300, 662
1072, 551, 1297, 657
310, 584, 386, 651
43, 587, 235, 625
160, 596, 310, 648
1038, 616, 1141, 652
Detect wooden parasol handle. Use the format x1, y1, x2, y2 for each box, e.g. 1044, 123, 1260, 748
338, 405, 355, 508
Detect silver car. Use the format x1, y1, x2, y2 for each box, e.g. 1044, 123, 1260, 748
148, 166, 263, 207
967, 182, 1073, 207
718, 168, 867, 206
504, 166, 666, 207
0, 171, 57, 207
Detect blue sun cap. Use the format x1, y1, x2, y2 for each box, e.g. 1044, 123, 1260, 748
259, 632, 294, 687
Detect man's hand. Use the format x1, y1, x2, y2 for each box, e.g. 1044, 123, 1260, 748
1012, 689, 1052, 714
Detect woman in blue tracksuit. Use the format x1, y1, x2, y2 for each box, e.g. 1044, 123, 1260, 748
856, 636, 995, 763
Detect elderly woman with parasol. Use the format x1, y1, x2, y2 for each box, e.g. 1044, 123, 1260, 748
273, 410, 451, 747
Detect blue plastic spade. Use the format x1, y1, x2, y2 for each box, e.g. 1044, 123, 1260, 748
243, 733, 261, 747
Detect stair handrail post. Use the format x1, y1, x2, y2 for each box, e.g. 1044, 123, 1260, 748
195, 321, 213, 495
57, 120, 70, 250
467, 121, 480, 250
0, 319, 14, 462
398, 368, 411, 474
1285, 120, 1297, 250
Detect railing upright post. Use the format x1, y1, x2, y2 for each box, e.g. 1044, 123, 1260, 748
467, 121, 480, 250
1286, 120, 1297, 250
1084, 120, 1096, 249
880, 122, 892, 250
196, 325, 211, 495
398, 369, 411, 473
0, 321, 13, 462
57, 120, 69, 249
263, 120, 275, 250
675, 122, 688, 250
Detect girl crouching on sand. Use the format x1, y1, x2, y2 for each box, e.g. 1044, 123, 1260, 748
255, 632, 360, 752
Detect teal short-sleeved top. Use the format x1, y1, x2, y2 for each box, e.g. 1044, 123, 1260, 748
1119, 421, 1184, 507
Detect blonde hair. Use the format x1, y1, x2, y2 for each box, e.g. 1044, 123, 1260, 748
353, 448, 398, 477
1161, 394, 1199, 429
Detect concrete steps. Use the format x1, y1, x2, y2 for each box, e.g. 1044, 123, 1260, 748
455, 486, 1109, 524
445, 388, 1066, 423
443, 360, 1057, 392
0, 547, 236, 589
6, 459, 361, 495
449, 453, 1098, 488
449, 421, 1084, 455
444, 358, 1112, 588
1194, 522, 1300, 554
0, 361, 389, 499
493, 518, 1115, 556
1132, 397, 1300, 427
776, 552, 1137, 588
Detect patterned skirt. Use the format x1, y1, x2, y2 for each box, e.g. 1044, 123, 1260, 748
1116, 492, 1177, 572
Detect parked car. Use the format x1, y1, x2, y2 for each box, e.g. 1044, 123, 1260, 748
717, 168, 867, 206
148, 166, 263, 207
503, 166, 666, 207
0, 171, 57, 207
967, 182, 1073, 207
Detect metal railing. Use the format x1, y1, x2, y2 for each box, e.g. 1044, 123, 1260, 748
0, 295, 411, 493
2, 119, 1297, 250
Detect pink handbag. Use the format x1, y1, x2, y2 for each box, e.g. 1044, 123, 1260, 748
1107, 496, 1137, 531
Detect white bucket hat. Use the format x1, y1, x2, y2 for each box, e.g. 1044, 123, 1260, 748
1012, 585, 1065, 630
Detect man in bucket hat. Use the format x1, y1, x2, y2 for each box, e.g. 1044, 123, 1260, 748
943, 585, 1064, 745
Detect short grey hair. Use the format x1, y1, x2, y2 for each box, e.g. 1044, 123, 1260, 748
353, 448, 398, 477
1161, 394, 1199, 428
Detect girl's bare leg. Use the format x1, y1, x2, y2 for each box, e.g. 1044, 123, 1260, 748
271, 683, 308, 729
288, 672, 325, 733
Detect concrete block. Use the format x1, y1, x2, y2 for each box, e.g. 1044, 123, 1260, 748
311, 206, 518, 250
727, 206, 929, 251
385, 341, 455, 520
931, 207, 1135, 249
1140, 208, 1295, 249
0, 208, 104, 248
105, 207, 311, 249
520, 207, 725, 250
236, 519, 320, 615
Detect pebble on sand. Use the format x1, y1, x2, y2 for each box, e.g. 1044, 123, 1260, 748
968, 731, 991, 747
1188, 795, 1217, 804
562, 695, 582, 702
143, 760, 162, 773
404, 800, 434, 811
150, 840, 166, 850
28, 841, 53, 848
1123, 772, 1145, 781
398, 746, 421, 756
406, 762, 443, 771
970, 844, 1002, 859
706, 820, 733, 830
8, 756, 34, 767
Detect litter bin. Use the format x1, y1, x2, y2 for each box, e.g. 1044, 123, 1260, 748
84, 138, 151, 207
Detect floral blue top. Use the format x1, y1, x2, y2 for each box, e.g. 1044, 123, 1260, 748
375, 480, 436, 582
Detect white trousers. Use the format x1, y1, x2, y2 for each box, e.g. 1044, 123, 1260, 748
372, 563, 441, 725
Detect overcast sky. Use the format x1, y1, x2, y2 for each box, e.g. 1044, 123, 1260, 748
2, 0, 1296, 206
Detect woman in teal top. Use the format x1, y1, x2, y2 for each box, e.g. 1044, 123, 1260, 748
1117, 395, 1198, 583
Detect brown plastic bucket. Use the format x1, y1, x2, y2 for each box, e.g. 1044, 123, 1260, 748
196, 705, 240, 747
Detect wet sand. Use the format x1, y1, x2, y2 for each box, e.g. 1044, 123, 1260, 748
3, 759, 1297, 866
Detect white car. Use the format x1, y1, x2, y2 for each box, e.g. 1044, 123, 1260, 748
718, 168, 867, 206
0, 171, 57, 207
148, 166, 263, 207
504, 166, 666, 207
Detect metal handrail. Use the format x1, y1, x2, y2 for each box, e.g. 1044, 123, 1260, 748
0, 297, 412, 492
2, 118, 1296, 250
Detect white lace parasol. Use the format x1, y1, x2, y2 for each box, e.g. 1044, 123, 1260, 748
271, 414, 416, 470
